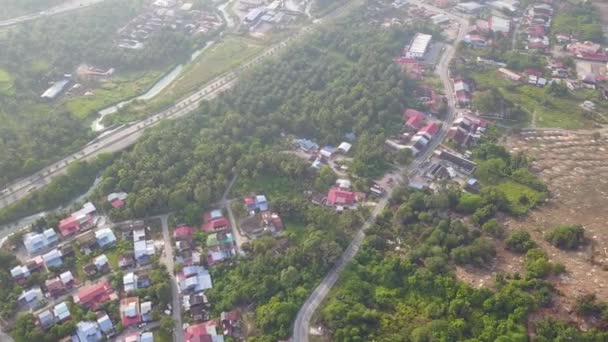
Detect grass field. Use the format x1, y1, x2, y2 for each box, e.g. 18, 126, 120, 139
232, 174, 305, 199
156, 35, 265, 101
63, 71, 163, 119
497, 180, 544, 215
472, 69, 603, 129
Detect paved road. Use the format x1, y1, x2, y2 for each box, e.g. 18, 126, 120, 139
292, 4, 469, 341
0, 0, 108, 27
159, 215, 184, 342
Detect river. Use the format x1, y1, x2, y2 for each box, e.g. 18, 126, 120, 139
91, 41, 214, 132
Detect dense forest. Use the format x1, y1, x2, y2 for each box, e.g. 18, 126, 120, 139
0, 0, 207, 186
95, 21, 415, 220
318, 184, 608, 341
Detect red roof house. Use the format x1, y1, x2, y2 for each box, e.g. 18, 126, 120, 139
418, 122, 441, 138
120, 297, 141, 328
327, 187, 356, 206
185, 320, 220, 342
174, 225, 194, 240
58, 217, 81, 237
73, 279, 114, 310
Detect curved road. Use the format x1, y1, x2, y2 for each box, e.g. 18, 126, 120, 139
292, 4, 469, 341
0, 0, 108, 27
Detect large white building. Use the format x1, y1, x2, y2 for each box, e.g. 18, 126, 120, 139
490, 16, 511, 34
406, 33, 432, 59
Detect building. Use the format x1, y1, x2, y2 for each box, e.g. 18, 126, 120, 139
294, 138, 319, 154
53, 302, 71, 322
95, 228, 117, 249
245, 7, 265, 22
179, 266, 213, 293
73, 279, 115, 310
435, 149, 477, 174
326, 187, 357, 207
140, 301, 153, 322
73, 321, 102, 342
45, 277, 67, 298
18, 287, 43, 307
403, 108, 426, 130
37, 309, 55, 328
185, 320, 224, 342
406, 33, 432, 59
488, 0, 517, 13
23, 229, 59, 255
174, 225, 195, 240
133, 228, 155, 265
96, 312, 114, 336
207, 233, 236, 265
431, 14, 450, 25
10, 265, 31, 284
490, 16, 510, 34
464, 34, 487, 48
42, 248, 63, 269
417, 122, 441, 140
120, 297, 141, 328
244, 194, 268, 213
202, 210, 230, 233
337, 142, 352, 154
93, 254, 111, 273
58, 202, 97, 237
455, 2, 484, 14
41, 79, 70, 100
107, 192, 128, 209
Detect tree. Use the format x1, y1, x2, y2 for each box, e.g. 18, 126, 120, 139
506, 231, 536, 253
482, 219, 504, 239
545, 225, 586, 250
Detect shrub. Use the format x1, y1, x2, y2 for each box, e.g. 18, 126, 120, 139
545, 225, 586, 250
506, 231, 536, 253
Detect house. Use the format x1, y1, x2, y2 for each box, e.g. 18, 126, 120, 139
93, 254, 111, 273
134, 239, 156, 265
73, 279, 115, 310
23, 229, 59, 255
76, 231, 98, 253
18, 287, 43, 307
294, 139, 319, 154
26, 256, 45, 273
95, 228, 117, 249
178, 266, 213, 293
174, 225, 194, 240
221, 310, 241, 337
244, 195, 268, 212
140, 332, 154, 342
60, 270, 75, 288
10, 265, 31, 284
73, 321, 102, 342
53, 302, 71, 322
186, 293, 210, 321
60, 244, 75, 258
528, 25, 545, 39
417, 122, 441, 140
447, 116, 487, 147
326, 187, 356, 207
107, 192, 128, 209
42, 249, 63, 269
567, 41, 601, 55
202, 210, 230, 233
464, 34, 487, 48
465, 178, 480, 193
45, 278, 67, 298
490, 16, 510, 34
120, 297, 141, 328
84, 264, 98, 277
337, 142, 352, 154
96, 312, 114, 336
240, 211, 284, 236
58, 202, 97, 237
140, 301, 153, 322
119, 252, 135, 269
404, 108, 426, 130
123, 272, 139, 293
37, 309, 55, 328
455, 2, 484, 14
435, 149, 477, 174
41, 79, 70, 100
185, 320, 224, 342
319, 146, 337, 159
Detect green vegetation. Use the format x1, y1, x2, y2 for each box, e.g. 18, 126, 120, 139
317, 186, 589, 341
545, 224, 586, 250
0, 153, 114, 225
0, 0, 65, 20
0, 0, 210, 186
496, 180, 543, 215
506, 231, 537, 253
553, 4, 604, 43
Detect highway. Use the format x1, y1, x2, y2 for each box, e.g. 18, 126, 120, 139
0, 0, 108, 27
292, 4, 469, 341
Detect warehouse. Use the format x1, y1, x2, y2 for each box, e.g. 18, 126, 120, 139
406, 33, 432, 59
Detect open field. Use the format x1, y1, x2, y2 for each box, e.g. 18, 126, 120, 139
471, 69, 607, 129
496, 180, 544, 215
150, 35, 265, 105
507, 130, 608, 302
